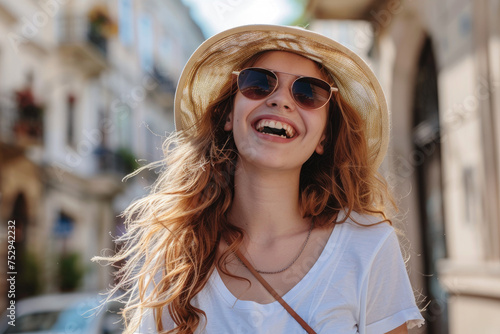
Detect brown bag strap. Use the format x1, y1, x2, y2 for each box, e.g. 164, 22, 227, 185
234, 249, 317, 334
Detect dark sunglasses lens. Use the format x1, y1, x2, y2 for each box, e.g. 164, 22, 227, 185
293, 78, 331, 109
238, 68, 276, 100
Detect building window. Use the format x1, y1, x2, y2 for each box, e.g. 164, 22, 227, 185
118, 0, 134, 46
66, 94, 76, 147
54, 211, 75, 240
138, 13, 154, 72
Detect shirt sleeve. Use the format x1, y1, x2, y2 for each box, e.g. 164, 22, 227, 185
133, 270, 176, 334
361, 230, 425, 334
134, 308, 158, 334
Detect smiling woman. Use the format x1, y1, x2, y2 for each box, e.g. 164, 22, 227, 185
225, 51, 331, 170
93, 25, 425, 334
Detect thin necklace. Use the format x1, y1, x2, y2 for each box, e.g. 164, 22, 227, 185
227, 221, 314, 275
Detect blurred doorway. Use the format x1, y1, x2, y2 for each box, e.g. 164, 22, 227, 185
10, 193, 40, 300
412, 37, 449, 334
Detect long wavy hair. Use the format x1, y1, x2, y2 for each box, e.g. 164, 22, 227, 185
93, 51, 395, 334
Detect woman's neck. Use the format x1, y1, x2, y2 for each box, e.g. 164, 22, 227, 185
228, 162, 308, 243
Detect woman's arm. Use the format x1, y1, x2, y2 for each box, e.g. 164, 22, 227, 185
385, 323, 408, 334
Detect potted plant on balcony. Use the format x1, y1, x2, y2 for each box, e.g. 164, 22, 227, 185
13, 86, 44, 144
87, 5, 117, 54
116, 147, 139, 174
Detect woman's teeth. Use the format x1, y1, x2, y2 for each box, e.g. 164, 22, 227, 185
255, 119, 296, 138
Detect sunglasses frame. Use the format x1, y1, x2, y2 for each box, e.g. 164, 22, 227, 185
232, 67, 338, 110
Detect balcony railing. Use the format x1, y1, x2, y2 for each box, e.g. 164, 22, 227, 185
94, 146, 138, 176
0, 92, 43, 147
56, 15, 109, 75
152, 66, 177, 94
147, 66, 177, 107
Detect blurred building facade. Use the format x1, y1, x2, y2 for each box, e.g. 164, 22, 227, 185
0, 0, 204, 308
307, 0, 500, 333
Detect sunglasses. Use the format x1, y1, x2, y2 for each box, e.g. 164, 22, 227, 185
232, 67, 338, 110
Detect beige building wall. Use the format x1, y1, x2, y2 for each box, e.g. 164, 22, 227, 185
384, 0, 500, 332
309, 0, 500, 332
0, 0, 204, 309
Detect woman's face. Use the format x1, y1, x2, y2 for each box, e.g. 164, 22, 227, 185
225, 51, 330, 172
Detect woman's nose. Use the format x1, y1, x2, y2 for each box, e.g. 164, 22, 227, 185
265, 79, 296, 111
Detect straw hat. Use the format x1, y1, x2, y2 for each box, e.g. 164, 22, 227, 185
174, 24, 389, 169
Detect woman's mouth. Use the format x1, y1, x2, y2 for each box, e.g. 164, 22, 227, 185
254, 119, 296, 139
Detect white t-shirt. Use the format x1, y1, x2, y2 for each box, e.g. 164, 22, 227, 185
136, 212, 424, 333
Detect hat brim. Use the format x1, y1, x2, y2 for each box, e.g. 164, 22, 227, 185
174, 24, 389, 169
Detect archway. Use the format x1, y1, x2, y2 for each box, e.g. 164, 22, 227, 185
412, 37, 449, 334
10, 193, 41, 299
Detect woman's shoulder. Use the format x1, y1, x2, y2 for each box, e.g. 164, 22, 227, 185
335, 210, 397, 250
338, 210, 393, 231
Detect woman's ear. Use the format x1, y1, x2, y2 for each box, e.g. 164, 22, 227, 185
315, 134, 326, 155
224, 111, 233, 131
